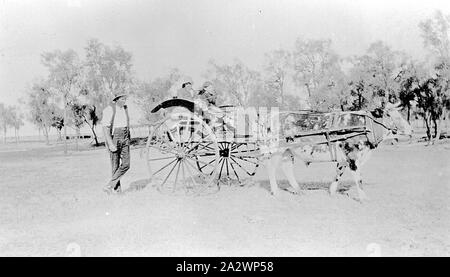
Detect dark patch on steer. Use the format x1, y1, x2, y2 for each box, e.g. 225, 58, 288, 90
370, 108, 384, 118
347, 158, 357, 171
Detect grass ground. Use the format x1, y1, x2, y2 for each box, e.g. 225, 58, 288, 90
0, 137, 449, 256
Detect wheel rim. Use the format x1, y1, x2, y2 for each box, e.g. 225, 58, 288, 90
146, 113, 220, 195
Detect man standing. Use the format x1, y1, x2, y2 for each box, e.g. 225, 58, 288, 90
101, 92, 130, 194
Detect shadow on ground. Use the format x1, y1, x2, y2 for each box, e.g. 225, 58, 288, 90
122, 177, 375, 197
258, 179, 358, 194
123, 178, 151, 193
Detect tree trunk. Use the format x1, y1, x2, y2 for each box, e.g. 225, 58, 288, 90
431, 116, 439, 145
75, 128, 80, 151
84, 118, 99, 146
90, 125, 99, 146
43, 127, 50, 145
424, 113, 431, 142
63, 96, 68, 154
15, 128, 18, 144
438, 116, 444, 139
305, 83, 311, 98
280, 82, 284, 109
3, 128, 6, 143
407, 106, 411, 123
434, 112, 446, 143
358, 94, 362, 110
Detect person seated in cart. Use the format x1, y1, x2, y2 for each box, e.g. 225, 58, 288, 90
197, 81, 217, 105
194, 81, 238, 134
194, 81, 223, 114
193, 81, 226, 119
176, 78, 196, 100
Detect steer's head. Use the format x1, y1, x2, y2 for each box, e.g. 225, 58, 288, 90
383, 102, 413, 137
368, 102, 413, 144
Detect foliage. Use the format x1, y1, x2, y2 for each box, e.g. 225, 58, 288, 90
24, 81, 63, 144
133, 69, 182, 123
291, 38, 346, 111
204, 59, 262, 107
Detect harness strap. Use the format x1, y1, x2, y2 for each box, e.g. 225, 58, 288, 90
110, 104, 115, 136
364, 114, 392, 132
324, 131, 336, 161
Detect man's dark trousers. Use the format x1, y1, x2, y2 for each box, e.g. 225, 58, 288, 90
109, 127, 130, 190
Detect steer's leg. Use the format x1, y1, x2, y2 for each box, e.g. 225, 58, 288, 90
352, 147, 372, 201
350, 166, 368, 201
280, 151, 301, 194
266, 152, 282, 196
329, 162, 347, 196
358, 147, 372, 168
347, 151, 369, 201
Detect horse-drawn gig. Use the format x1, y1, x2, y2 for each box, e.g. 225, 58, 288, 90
145, 97, 412, 198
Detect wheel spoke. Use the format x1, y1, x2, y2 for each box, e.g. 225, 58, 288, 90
197, 142, 216, 152
198, 158, 217, 170
226, 158, 230, 176
181, 159, 186, 184
187, 155, 217, 168
232, 155, 259, 165
185, 158, 212, 179
229, 156, 256, 176
184, 160, 202, 188
210, 157, 222, 176
230, 149, 259, 155
147, 143, 179, 156
196, 153, 217, 157
180, 162, 192, 191
166, 130, 176, 142
219, 142, 229, 151
186, 141, 215, 154
148, 156, 178, 162
151, 158, 178, 177
181, 127, 196, 147
218, 158, 225, 180
229, 154, 257, 159
160, 159, 180, 188
228, 159, 241, 182
172, 160, 182, 192
229, 143, 239, 152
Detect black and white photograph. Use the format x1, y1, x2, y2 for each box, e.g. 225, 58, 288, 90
0, 0, 449, 258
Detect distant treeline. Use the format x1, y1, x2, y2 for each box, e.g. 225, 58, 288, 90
2, 10, 449, 147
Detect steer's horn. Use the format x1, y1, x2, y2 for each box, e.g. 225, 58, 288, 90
394, 102, 403, 111
386, 101, 402, 110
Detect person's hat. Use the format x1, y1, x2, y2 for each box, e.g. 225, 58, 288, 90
112, 92, 128, 102
180, 77, 193, 88
181, 81, 192, 88
201, 81, 213, 89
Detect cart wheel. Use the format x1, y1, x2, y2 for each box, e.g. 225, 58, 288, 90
196, 142, 260, 184
146, 113, 220, 195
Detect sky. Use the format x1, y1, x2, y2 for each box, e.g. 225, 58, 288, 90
1, 0, 450, 135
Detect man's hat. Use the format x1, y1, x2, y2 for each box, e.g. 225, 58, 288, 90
181, 81, 192, 88
112, 92, 128, 102
201, 81, 213, 89
180, 77, 193, 88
